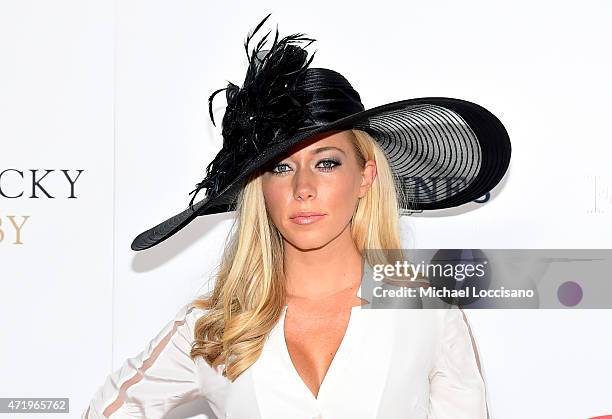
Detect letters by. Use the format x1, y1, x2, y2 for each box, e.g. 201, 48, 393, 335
0, 215, 29, 245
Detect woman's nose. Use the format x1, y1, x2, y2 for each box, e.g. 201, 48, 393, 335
293, 168, 317, 201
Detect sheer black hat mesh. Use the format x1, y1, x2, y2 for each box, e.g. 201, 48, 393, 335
131, 14, 511, 251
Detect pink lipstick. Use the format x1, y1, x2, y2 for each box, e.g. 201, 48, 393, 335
289, 212, 326, 225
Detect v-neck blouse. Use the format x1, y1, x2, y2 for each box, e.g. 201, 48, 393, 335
83, 271, 489, 419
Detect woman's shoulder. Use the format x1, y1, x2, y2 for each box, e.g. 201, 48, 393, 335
431, 306, 467, 336
181, 299, 212, 324
383, 305, 467, 346
429, 306, 480, 362
166, 298, 213, 343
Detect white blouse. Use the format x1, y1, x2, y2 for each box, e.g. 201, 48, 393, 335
83, 267, 489, 419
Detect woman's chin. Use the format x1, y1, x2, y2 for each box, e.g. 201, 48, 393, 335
284, 234, 331, 252
281, 219, 350, 251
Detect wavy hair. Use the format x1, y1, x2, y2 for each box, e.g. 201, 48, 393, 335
189, 129, 408, 380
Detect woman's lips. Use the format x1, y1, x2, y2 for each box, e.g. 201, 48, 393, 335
289, 214, 326, 225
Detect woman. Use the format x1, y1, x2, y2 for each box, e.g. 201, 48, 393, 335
83, 14, 510, 419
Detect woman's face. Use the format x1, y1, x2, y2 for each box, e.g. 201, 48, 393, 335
261, 130, 376, 251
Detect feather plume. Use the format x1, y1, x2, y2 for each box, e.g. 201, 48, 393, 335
188, 13, 317, 210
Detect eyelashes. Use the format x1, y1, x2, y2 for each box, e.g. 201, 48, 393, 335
270, 158, 342, 176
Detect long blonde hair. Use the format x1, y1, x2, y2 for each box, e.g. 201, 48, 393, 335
189, 129, 407, 380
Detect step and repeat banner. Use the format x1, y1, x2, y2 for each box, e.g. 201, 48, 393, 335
2, 1, 611, 418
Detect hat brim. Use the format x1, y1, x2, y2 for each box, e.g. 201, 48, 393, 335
131, 96, 511, 251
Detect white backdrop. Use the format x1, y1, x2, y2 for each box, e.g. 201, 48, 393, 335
1, 1, 611, 418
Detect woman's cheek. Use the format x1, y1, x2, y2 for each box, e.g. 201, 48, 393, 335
324, 179, 354, 218
266, 188, 291, 230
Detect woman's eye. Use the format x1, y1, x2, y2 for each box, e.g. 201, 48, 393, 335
270, 159, 341, 175
270, 163, 291, 175
317, 159, 341, 171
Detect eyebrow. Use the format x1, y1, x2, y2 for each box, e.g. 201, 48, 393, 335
310, 146, 346, 155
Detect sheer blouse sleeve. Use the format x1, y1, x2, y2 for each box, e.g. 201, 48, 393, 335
82, 302, 207, 418
428, 307, 490, 419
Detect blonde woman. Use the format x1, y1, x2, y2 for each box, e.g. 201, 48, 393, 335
83, 13, 510, 419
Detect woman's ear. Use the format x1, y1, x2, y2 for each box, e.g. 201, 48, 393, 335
358, 160, 377, 198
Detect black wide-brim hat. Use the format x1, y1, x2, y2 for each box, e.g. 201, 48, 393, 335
131, 14, 511, 251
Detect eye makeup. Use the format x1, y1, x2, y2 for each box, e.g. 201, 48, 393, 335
269, 156, 343, 175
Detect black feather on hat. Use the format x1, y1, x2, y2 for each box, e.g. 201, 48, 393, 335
131, 13, 511, 251
188, 13, 317, 209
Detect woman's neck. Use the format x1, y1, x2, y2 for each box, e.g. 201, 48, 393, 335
283, 225, 363, 304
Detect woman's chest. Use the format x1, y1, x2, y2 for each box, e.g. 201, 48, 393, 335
197, 309, 440, 419
283, 306, 353, 400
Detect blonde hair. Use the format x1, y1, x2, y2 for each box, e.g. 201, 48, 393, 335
189, 129, 407, 380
